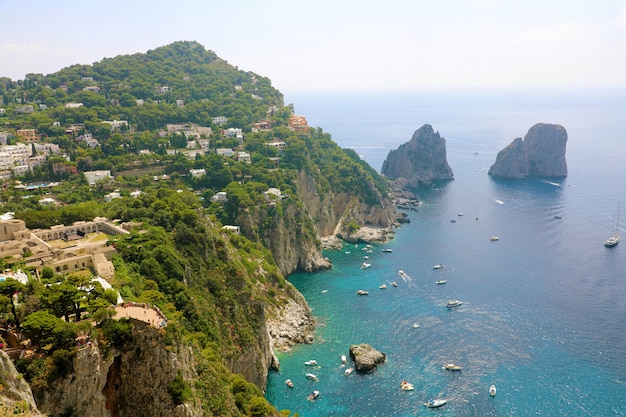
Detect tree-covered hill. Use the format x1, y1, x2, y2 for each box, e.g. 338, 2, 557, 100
0, 41, 396, 417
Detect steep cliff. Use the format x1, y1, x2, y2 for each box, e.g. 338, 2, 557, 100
489, 123, 568, 179
0, 350, 42, 416
381, 124, 454, 187
36, 323, 200, 417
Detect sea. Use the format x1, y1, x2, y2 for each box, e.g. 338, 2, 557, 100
264, 88, 626, 416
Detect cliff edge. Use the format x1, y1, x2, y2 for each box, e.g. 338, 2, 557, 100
488, 123, 568, 179
381, 124, 454, 188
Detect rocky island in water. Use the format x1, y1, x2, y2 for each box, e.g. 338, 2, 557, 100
488, 123, 568, 179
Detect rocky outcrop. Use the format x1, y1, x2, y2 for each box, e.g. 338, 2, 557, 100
381, 124, 454, 187
36, 323, 200, 417
349, 343, 386, 373
0, 350, 42, 416
238, 170, 398, 277
488, 123, 568, 179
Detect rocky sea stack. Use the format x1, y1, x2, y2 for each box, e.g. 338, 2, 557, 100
349, 343, 386, 373
381, 124, 454, 188
488, 123, 568, 179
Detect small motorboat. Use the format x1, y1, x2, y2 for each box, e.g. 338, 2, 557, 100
307, 390, 320, 401
400, 380, 414, 391
382, 248, 392, 253
433, 264, 444, 270
305, 373, 318, 381
356, 289, 369, 296
341, 355, 347, 364
489, 384, 497, 397
361, 262, 371, 269
285, 379, 294, 388
444, 363, 462, 371
304, 360, 318, 366
446, 299, 462, 308
344, 367, 354, 376
424, 399, 447, 408
490, 236, 499, 241
391, 281, 398, 287
450, 219, 457, 223
379, 284, 387, 289
436, 280, 447, 285
412, 323, 420, 329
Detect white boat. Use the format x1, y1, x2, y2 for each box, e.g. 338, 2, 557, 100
412, 323, 420, 329
285, 379, 294, 388
490, 236, 499, 241
379, 284, 387, 289
398, 270, 410, 279
436, 280, 447, 285
356, 289, 369, 296
424, 399, 447, 408
605, 201, 621, 248
489, 384, 497, 396
400, 380, 414, 391
344, 367, 354, 376
444, 363, 462, 371
304, 360, 318, 366
446, 299, 462, 308
433, 264, 444, 270
307, 390, 320, 401
306, 373, 318, 381
382, 248, 392, 253
361, 262, 371, 269
391, 281, 398, 287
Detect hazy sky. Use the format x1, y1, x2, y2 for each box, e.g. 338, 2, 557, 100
1, 0, 626, 93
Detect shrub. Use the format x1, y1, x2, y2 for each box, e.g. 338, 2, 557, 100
169, 370, 192, 405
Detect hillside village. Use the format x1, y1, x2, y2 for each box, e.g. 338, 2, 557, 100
0, 42, 394, 417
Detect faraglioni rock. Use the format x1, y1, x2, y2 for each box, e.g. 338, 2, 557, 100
488, 123, 568, 179
381, 124, 454, 187
349, 343, 386, 372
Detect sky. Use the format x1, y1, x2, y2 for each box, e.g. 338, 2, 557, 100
1, 0, 626, 94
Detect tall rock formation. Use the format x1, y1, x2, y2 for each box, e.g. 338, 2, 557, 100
488, 123, 568, 179
381, 124, 454, 187
0, 350, 42, 416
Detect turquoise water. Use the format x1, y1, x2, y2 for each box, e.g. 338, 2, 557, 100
266, 91, 626, 416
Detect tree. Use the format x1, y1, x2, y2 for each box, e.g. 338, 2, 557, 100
0, 278, 25, 329
21, 311, 76, 349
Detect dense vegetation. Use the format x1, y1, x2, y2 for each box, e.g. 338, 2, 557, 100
0, 41, 390, 416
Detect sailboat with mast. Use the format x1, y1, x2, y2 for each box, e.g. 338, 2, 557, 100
604, 201, 621, 248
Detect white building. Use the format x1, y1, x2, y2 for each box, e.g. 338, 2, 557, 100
84, 170, 112, 185
104, 192, 121, 202
237, 151, 251, 164
189, 168, 206, 178
212, 192, 227, 202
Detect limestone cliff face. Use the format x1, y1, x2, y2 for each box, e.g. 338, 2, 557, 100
36, 323, 200, 417
237, 170, 397, 277
489, 123, 568, 179
381, 124, 454, 187
0, 350, 42, 416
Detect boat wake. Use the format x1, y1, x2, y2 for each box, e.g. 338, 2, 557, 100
398, 270, 416, 287
541, 180, 562, 187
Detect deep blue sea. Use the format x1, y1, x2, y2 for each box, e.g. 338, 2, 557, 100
265, 89, 626, 416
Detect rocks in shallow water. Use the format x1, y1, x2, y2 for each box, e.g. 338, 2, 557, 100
349, 343, 386, 372
489, 123, 568, 179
